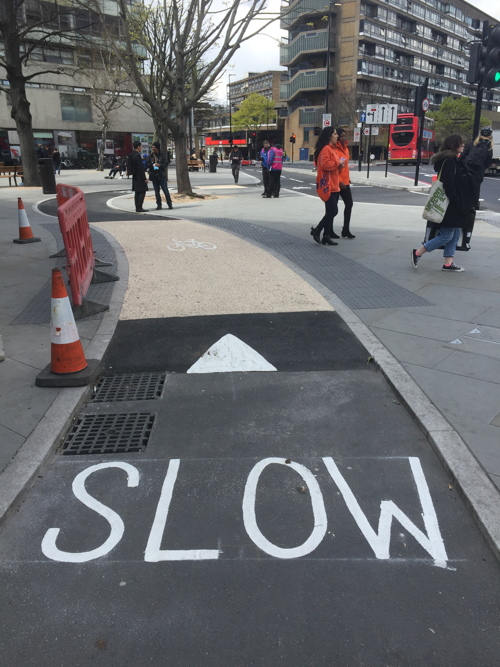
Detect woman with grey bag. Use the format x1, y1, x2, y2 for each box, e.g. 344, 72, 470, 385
411, 134, 474, 272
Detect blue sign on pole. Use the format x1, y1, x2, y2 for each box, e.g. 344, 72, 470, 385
360, 112, 366, 122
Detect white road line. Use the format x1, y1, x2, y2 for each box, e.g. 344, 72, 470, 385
288, 178, 304, 182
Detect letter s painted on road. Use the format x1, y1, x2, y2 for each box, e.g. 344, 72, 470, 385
41, 462, 139, 563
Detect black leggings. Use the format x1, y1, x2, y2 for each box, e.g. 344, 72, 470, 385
316, 191, 339, 237
339, 185, 353, 230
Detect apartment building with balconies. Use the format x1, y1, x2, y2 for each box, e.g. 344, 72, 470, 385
280, 0, 500, 159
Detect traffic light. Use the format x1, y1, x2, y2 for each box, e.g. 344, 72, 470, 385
481, 24, 500, 88
289, 134, 296, 143
413, 77, 428, 116
466, 42, 482, 84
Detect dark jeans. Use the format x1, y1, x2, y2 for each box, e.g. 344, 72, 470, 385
339, 185, 353, 230
152, 177, 172, 208
134, 191, 146, 211
262, 168, 270, 195
231, 164, 240, 183
269, 169, 281, 197
108, 167, 119, 178
316, 191, 339, 237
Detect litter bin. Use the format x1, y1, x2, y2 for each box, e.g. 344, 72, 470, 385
39, 158, 56, 194
209, 154, 218, 173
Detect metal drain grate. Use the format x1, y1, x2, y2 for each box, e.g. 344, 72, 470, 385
62, 413, 155, 455
91, 372, 166, 402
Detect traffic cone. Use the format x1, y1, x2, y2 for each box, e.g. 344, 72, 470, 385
36, 268, 100, 387
13, 198, 41, 244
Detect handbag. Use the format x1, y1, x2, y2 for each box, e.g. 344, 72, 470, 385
422, 164, 449, 223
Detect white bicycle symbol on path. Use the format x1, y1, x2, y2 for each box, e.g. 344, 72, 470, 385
167, 239, 217, 252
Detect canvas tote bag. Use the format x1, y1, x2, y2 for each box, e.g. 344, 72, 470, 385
422, 164, 451, 223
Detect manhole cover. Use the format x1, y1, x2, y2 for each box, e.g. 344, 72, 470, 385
91, 372, 166, 402
62, 413, 155, 455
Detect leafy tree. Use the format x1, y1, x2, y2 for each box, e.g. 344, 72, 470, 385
231, 93, 276, 139
89, 0, 277, 195
427, 97, 489, 144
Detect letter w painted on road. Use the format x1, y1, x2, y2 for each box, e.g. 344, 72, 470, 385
323, 457, 448, 567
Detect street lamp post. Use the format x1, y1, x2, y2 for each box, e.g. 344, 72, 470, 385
325, 2, 341, 116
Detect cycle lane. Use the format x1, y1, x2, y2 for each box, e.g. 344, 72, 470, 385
1, 216, 499, 665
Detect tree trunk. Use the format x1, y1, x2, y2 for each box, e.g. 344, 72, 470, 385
173, 130, 193, 196
8, 77, 41, 187
97, 124, 107, 171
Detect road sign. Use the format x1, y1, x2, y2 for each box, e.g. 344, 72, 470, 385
365, 104, 398, 125
360, 112, 366, 122
363, 127, 379, 136
353, 128, 361, 143
322, 114, 332, 128
422, 98, 430, 112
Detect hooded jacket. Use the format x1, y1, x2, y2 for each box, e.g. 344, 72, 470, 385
430, 149, 473, 228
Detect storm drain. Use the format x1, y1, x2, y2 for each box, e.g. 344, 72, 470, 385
62, 413, 155, 455
91, 372, 166, 403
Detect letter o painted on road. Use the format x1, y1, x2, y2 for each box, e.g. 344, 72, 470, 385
242, 458, 328, 559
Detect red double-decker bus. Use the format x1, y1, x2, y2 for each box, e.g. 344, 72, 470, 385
388, 113, 435, 164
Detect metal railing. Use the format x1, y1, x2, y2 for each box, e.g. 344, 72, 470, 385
281, 0, 333, 29
280, 69, 327, 100
280, 30, 330, 65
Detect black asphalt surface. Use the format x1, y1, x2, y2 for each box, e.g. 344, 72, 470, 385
1, 311, 500, 665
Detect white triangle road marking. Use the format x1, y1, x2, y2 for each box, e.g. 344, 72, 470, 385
467, 328, 481, 334
186, 334, 277, 374
449, 339, 463, 345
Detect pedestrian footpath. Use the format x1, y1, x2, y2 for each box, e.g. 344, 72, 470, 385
0, 167, 499, 559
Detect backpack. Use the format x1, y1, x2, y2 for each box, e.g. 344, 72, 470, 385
464, 141, 489, 171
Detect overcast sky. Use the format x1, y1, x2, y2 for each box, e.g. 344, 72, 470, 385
213, 0, 500, 102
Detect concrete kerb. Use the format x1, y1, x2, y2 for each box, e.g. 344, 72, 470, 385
0, 223, 129, 529
163, 214, 500, 562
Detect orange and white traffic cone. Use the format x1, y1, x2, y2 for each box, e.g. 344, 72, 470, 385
13, 198, 41, 244
36, 268, 100, 387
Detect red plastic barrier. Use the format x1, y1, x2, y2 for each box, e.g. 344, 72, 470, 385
57, 183, 80, 207
56, 184, 94, 307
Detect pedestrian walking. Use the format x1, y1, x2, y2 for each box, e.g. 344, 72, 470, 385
147, 141, 173, 210
127, 141, 149, 213
52, 149, 61, 175
269, 143, 283, 197
259, 140, 273, 198
229, 146, 243, 183
310, 128, 345, 246
411, 134, 473, 272
334, 128, 355, 238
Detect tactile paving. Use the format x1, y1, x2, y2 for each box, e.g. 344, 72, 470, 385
189, 217, 431, 310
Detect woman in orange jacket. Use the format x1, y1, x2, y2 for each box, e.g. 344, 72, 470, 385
334, 127, 355, 238
310, 127, 346, 245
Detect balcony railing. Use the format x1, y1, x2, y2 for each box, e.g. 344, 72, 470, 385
281, 0, 332, 29
299, 107, 325, 125
280, 29, 330, 65
280, 69, 327, 100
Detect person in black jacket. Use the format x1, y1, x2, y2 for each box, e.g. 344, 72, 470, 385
461, 127, 493, 209
147, 142, 173, 210
127, 141, 149, 212
411, 134, 474, 272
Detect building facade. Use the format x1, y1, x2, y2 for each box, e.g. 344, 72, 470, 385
0, 0, 154, 161
280, 0, 500, 159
